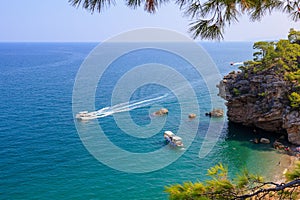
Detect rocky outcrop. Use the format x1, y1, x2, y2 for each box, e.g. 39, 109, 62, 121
205, 109, 224, 117
218, 68, 300, 145
283, 111, 300, 144
153, 108, 169, 116
260, 138, 271, 144
188, 113, 196, 119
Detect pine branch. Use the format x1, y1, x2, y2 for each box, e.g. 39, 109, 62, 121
235, 179, 300, 199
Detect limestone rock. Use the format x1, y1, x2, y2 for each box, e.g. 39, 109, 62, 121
218, 67, 300, 144
206, 109, 224, 117
188, 113, 196, 119
154, 108, 169, 116
260, 138, 270, 144
273, 140, 285, 149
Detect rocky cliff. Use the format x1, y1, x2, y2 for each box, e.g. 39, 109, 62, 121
218, 68, 300, 145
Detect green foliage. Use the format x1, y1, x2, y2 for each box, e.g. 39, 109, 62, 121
237, 29, 300, 90
233, 88, 240, 96
165, 163, 235, 200
238, 65, 248, 72
165, 163, 300, 200
258, 92, 267, 97
69, 0, 300, 40
253, 66, 265, 73
286, 161, 300, 181
288, 92, 300, 108
207, 163, 227, 177
286, 69, 300, 82
243, 60, 262, 71
275, 39, 300, 71
289, 28, 300, 45
253, 41, 276, 64
235, 168, 263, 189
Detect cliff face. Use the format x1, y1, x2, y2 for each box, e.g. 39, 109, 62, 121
218, 68, 300, 145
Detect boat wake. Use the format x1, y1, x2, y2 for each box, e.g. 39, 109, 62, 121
76, 79, 205, 120
76, 94, 169, 120
230, 61, 244, 66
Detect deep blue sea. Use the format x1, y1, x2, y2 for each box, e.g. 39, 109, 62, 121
0, 42, 283, 199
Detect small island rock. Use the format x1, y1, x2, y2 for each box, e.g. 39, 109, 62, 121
154, 108, 169, 116
206, 109, 224, 117
260, 138, 270, 144
188, 113, 196, 119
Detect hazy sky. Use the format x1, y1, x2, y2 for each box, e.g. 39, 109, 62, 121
0, 0, 299, 42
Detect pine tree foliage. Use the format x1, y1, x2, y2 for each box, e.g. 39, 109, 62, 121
236, 29, 300, 108
165, 163, 300, 200
286, 161, 300, 181
68, 0, 300, 40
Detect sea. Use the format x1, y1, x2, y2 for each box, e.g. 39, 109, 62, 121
0, 42, 284, 199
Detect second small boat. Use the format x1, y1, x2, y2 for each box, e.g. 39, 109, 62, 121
164, 131, 183, 147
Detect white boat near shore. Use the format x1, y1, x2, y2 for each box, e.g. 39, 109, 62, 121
164, 131, 183, 147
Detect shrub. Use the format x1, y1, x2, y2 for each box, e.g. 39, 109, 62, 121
289, 92, 300, 108
233, 88, 240, 96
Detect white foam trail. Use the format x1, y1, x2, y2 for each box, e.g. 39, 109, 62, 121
78, 82, 201, 120
231, 62, 243, 66
91, 93, 170, 119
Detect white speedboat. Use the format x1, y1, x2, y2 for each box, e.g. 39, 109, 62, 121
164, 131, 183, 147
76, 111, 99, 120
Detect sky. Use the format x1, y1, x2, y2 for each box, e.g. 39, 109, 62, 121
0, 0, 299, 42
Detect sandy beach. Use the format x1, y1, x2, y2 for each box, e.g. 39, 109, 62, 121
271, 153, 298, 183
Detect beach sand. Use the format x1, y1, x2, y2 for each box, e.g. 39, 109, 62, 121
271, 153, 298, 183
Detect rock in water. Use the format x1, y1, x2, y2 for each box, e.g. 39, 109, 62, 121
251, 138, 259, 144
260, 138, 270, 144
161, 108, 168, 114
188, 113, 196, 119
154, 108, 169, 116
206, 109, 224, 117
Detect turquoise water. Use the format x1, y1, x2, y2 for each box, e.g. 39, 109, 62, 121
0, 42, 282, 199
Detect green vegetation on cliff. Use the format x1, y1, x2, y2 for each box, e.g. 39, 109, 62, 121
239, 28, 300, 109
289, 92, 300, 108
244, 29, 300, 72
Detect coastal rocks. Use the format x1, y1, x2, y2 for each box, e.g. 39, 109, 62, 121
154, 108, 169, 116
283, 111, 300, 145
188, 113, 196, 119
250, 137, 270, 144
218, 67, 300, 144
251, 138, 259, 144
205, 109, 224, 117
273, 140, 285, 150
260, 138, 270, 144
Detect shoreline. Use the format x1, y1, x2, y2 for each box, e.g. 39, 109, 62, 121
271, 152, 298, 183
